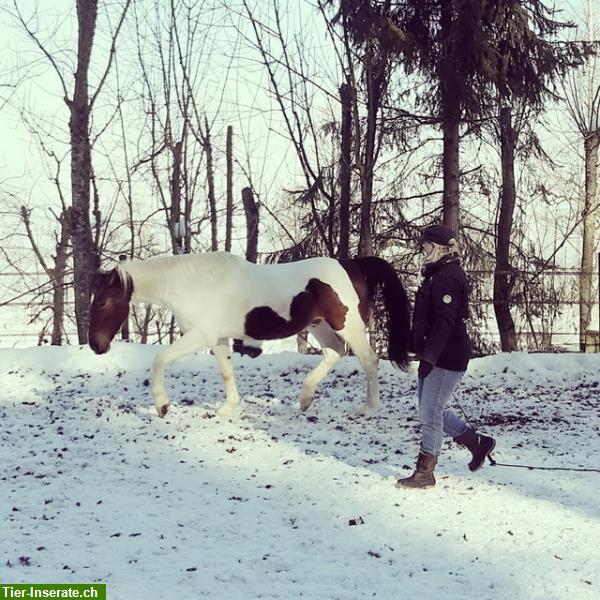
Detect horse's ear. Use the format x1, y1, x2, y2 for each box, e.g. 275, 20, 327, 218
91, 271, 107, 291
107, 269, 121, 287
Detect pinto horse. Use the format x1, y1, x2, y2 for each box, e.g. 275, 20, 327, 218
88, 252, 410, 417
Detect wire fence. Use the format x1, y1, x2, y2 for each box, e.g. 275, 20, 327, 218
1, 264, 599, 353
473, 266, 599, 353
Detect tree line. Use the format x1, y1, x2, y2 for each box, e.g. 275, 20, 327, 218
1, 0, 599, 353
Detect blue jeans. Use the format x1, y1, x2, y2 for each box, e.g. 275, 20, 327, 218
418, 366, 469, 456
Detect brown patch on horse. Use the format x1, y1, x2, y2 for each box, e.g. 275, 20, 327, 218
306, 279, 348, 330
88, 269, 133, 354
339, 260, 371, 324
244, 278, 348, 340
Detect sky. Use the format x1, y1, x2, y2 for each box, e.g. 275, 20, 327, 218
0, 0, 334, 211
0, 0, 596, 251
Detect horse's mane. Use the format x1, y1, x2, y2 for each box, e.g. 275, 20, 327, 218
116, 252, 243, 296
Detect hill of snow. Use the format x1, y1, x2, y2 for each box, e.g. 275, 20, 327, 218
1, 344, 598, 599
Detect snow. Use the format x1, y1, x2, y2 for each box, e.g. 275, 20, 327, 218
1, 343, 599, 599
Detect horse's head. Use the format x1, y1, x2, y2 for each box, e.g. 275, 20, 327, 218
88, 268, 133, 354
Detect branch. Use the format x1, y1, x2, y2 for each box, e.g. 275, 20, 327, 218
20, 206, 51, 275
375, 189, 444, 204
12, 0, 70, 100
90, 0, 133, 109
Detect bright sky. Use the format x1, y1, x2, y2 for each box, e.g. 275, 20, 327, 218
1, 0, 596, 250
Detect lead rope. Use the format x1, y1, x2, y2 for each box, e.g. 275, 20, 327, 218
453, 394, 600, 474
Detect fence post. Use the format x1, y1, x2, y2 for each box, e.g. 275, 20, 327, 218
119, 254, 130, 341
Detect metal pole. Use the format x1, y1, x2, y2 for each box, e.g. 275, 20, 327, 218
119, 254, 130, 341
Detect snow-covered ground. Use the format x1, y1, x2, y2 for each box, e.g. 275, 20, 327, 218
1, 344, 598, 600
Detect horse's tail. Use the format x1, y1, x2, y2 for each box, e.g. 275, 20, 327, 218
348, 256, 411, 370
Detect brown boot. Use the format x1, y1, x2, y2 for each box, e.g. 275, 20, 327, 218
396, 451, 437, 489
453, 428, 496, 472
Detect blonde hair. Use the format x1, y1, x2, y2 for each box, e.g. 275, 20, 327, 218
422, 239, 460, 264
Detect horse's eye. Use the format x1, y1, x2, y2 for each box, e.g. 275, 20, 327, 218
98, 299, 107, 308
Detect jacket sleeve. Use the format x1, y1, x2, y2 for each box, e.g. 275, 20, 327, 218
411, 288, 429, 356
420, 273, 465, 366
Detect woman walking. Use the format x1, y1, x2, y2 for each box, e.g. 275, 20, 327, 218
397, 224, 496, 489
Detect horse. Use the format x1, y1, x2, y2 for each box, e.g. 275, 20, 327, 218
88, 252, 411, 417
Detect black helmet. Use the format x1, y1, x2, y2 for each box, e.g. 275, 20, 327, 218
417, 224, 457, 246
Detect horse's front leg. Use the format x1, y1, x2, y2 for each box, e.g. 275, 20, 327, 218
151, 332, 210, 417
212, 342, 240, 417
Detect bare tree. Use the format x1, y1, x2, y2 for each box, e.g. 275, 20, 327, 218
225, 125, 234, 252
564, 0, 600, 349
242, 0, 338, 257
13, 0, 132, 343
242, 187, 259, 263
20, 204, 71, 346
204, 117, 218, 251
338, 82, 353, 260
133, 0, 227, 257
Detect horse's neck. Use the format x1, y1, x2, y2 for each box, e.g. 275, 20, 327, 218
124, 259, 175, 307
122, 253, 241, 309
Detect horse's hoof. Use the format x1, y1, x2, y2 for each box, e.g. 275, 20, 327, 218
300, 397, 313, 412
157, 404, 169, 417
357, 403, 377, 417
216, 404, 234, 417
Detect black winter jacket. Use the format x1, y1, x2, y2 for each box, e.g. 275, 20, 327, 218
411, 256, 471, 372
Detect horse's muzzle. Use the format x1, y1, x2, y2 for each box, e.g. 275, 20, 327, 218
89, 338, 111, 354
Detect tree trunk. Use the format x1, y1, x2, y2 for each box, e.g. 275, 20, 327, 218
439, 0, 461, 232
182, 129, 193, 255
579, 131, 600, 350
139, 305, 152, 344
91, 167, 102, 251
119, 254, 130, 340
204, 118, 218, 252
170, 139, 184, 254
242, 187, 259, 263
493, 106, 519, 352
358, 43, 381, 257
225, 125, 234, 252
441, 110, 460, 232
338, 83, 353, 260
169, 314, 176, 344
51, 209, 71, 346
51, 277, 66, 345
68, 0, 99, 344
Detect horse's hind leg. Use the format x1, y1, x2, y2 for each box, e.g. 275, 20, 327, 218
212, 340, 240, 417
343, 325, 379, 416
299, 321, 344, 412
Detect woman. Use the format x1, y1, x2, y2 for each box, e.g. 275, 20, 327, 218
397, 224, 496, 489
